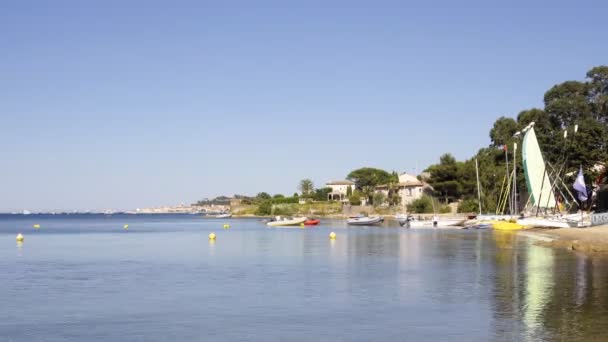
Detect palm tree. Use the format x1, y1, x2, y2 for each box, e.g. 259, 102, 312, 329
299, 179, 314, 196
387, 171, 401, 206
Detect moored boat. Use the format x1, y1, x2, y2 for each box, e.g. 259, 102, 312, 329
399, 216, 466, 228
347, 216, 383, 226
491, 221, 524, 230
304, 219, 320, 226
266, 216, 307, 227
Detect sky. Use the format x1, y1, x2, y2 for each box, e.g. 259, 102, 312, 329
1, 0, 607, 212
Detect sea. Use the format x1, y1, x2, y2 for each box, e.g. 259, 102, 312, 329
1, 214, 607, 341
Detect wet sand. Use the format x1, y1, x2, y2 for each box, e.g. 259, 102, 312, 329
523, 225, 608, 253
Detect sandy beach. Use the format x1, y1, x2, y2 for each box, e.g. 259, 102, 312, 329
523, 225, 608, 253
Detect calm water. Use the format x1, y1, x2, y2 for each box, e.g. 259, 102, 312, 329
1, 215, 608, 341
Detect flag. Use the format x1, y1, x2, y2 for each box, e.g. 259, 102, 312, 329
573, 166, 588, 202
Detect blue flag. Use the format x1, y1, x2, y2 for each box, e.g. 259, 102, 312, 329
573, 166, 588, 201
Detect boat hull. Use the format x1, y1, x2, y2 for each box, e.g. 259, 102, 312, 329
491, 221, 524, 230
399, 218, 465, 228
266, 217, 307, 227
304, 219, 320, 226
516, 218, 570, 229
347, 217, 383, 226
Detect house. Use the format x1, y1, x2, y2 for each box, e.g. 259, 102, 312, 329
326, 180, 355, 202
375, 173, 429, 207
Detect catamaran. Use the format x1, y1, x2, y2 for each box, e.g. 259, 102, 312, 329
515, 123, 594, 228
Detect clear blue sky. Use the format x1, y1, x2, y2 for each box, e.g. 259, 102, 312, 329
1, 0, 606, 212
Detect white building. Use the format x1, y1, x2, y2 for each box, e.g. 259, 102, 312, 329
375, 173, 428, 207
326, 180, 355, 202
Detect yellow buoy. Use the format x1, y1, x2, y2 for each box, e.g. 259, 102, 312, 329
33, 224, 40, 229
223, 224, 230, 229
16, 233, 24, 242
209, 232, 216, 240
300, 223, 305, 228
123, 224, 129, 230
329, 232, 336, 240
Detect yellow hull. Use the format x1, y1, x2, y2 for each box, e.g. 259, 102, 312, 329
490, 221, 524, 230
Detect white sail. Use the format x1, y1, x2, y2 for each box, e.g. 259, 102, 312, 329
522, 127, 556, 209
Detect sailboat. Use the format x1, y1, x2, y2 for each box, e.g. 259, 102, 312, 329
473, 144, 523, 230
515, 123, 585, 228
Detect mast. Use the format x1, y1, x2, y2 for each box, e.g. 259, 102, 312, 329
505, 145, 511, 215
475, 158, 482, 216
513, 142, 518, 215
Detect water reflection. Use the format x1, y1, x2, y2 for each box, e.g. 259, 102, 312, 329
16, 241, 23, 257
523, 244, 554, 340
489, 231, 608, 341
208, 239, 216, 256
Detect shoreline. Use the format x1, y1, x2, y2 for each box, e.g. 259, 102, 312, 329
520, 225, 608, 253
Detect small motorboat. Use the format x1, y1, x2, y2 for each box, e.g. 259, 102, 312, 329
399, 216, 465, 228
215, 213, 232, 219
266, 216, 307, 227
347, 216, 383, 226
304, 219, 320, 226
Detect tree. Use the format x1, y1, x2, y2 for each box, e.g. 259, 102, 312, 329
386, 171, 401, 206
273, 194, 284, 199
407, 195, 434, 213
346, 185, 353, 197
313, 187, 333, 201
347, 167, 394, 204
544, 81, 592, 128
565, 116, 608, 171
425, 154, 463, 202
349, 190, 362, 205
298, 179, 314, 196
457, 198, 479, 213
255, 200, 272, 216
489, 116, 518, 147
373, 192, 386, 207
388, 191, 401, 206
587, 66, 608, 123
256, 192, 271, 200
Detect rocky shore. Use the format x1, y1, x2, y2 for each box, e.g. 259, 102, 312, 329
522, 225, 608, 253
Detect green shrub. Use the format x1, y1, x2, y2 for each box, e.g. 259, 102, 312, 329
255, 200, 272, 215
373, 192, 386, 207
349, 191, 362, 205
457, 198, 479, 213
313, 187, 333, 201
407, 195, 434, 213
271, 197, 299, 204
272, 205, 297, 216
